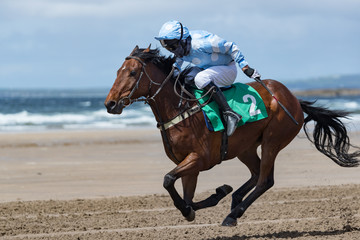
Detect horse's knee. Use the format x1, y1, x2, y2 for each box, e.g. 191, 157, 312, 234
163, 173, 176, 189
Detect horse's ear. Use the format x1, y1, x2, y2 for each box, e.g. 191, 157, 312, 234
144, 44, 151, 52
130, 45, 139, 56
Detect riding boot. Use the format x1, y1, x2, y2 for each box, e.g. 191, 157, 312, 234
204, 82, 242, 136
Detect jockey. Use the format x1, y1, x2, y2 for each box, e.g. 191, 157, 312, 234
155, 20, 261, 136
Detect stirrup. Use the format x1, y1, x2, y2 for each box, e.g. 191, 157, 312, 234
224, 111, 242, 136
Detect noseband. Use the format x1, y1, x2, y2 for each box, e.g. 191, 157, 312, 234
117, 56, 175, 108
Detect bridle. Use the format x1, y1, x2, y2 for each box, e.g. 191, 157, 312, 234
116, 55, 175, 108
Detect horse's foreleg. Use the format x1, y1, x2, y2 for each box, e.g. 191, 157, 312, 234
164, 173, 194, 220
163, 153, 201, 221
191, 184, 233, 211
182, 173, 233, 212
181, 174, 198, 205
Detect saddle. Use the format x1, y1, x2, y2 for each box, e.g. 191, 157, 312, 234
193, 83, 268, 132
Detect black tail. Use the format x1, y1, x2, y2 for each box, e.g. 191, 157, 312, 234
300, 100, 360, 167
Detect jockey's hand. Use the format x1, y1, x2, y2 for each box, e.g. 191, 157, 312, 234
243, 67, 261, 80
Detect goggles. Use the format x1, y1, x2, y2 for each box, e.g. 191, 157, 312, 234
160, 39, 181, 51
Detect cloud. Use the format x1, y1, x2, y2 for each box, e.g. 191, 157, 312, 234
1, 0, 177, 19
0, 0, 359, 88
2, 0, 123, 18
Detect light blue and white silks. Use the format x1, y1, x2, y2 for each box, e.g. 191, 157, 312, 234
175, 30, 248, 89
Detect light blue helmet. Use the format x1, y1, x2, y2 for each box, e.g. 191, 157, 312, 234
154, 20, 190, 41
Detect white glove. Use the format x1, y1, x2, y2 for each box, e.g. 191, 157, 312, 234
251, 69, 261, 79
244, 67, 261, 79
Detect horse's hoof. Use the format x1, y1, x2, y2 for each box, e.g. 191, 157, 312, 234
185, 206, 195, 222
222, 216, 237, 227
217, 184, 233, 195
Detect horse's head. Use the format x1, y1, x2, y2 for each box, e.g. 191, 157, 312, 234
105, 46, 153, 114
105, 45, 175, 114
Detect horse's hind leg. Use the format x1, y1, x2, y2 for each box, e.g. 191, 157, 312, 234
231, 148, 261, 210
222, 144, 277, 226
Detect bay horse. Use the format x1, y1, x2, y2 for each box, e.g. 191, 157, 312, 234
105, 46, 360, 226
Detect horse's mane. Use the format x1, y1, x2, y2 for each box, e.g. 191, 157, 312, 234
131, 47, 196, 88
131, 47, 175, 75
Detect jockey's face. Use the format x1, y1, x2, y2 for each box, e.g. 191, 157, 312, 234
160, 37, 190, 58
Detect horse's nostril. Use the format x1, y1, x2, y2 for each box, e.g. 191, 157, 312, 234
105, 100, 116, 111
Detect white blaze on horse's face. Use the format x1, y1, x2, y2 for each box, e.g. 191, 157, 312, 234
104, 59, 144, 114
114, 60, 141, 98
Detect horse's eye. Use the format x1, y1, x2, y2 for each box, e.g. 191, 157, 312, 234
130, 70, 137, 77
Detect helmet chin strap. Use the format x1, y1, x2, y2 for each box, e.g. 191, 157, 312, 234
183, 36, 191, 56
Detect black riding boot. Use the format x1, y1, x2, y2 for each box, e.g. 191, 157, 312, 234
204, 82, 242, 136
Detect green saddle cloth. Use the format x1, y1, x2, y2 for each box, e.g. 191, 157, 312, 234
194, 83, 268, 132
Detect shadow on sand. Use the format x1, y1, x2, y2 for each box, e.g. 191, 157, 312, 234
206, 227, 360, 240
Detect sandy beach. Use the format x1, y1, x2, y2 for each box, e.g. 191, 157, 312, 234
1, 128, 360, 239
1, 128, 359, 202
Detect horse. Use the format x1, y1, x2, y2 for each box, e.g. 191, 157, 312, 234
104, 46, 360, 226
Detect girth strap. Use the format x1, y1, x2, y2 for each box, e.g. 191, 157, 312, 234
157, 105, 201, 131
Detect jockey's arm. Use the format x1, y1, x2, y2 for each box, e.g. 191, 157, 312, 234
200, 32, 249, 69
218, 38, 261, 80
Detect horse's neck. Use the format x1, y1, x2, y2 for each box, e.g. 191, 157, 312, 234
147, 71, 183, 124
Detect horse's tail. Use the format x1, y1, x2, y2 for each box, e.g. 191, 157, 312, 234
299, 99, 360, 167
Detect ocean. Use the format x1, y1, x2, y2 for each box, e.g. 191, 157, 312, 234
0, 89, 155, 132
1, 87, 360, 132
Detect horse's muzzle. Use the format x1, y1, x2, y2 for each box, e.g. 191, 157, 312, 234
104, 100, 124, 114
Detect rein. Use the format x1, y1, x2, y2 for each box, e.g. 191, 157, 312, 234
173, 75, 215, 106
124, 55, 181, 164
123, 55, 214, 107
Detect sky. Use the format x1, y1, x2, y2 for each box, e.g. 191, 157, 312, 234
0, 0, 359, 89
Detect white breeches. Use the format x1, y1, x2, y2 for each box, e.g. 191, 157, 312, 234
194, 62, 237, 89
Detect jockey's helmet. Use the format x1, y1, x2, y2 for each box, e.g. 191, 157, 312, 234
155, 20, 190, 41
155, 20, 190, 57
